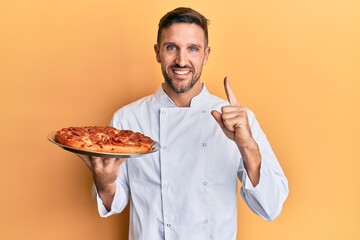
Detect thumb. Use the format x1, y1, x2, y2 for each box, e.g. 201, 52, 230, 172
211, 110, 225, 129
114, 158, 126, 168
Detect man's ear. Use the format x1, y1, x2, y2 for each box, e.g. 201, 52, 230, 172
154, 44, 161, 63
203, 46, 211, 65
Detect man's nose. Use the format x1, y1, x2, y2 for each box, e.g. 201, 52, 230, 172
175, 49, 188, 67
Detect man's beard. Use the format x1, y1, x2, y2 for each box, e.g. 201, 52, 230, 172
162, 66, 201, 94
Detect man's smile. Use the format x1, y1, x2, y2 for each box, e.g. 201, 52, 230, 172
173, 69, 190, 75
170, 66, 193, 77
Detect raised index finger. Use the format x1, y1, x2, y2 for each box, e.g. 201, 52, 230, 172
224, 77, 240, 106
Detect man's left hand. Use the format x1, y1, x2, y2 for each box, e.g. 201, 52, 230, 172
211, 77, 261, 186
211, 77, 254, 148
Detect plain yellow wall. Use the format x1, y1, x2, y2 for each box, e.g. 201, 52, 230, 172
1, 0, 359, 239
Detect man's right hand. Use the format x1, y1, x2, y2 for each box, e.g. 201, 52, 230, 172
77, 154, 125, 211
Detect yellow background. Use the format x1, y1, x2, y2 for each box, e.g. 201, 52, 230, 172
1, 0, 359, 239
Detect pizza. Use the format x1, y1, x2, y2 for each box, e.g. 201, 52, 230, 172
55, 126, 155, 154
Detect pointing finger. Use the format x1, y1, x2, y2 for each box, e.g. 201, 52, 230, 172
224, 77, 240, 106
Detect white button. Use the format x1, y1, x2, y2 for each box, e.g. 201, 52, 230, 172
202, 143, 207, 147
162, 146, 167, 150
203, 181, 208, 185
202, 110, 206, 113
162, 110, 166, 114
204, 219, 209, 224
166, 223, 171, 227
163, 184, 168, 189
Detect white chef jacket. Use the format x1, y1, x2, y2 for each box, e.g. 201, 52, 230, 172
94, 84, 288, 240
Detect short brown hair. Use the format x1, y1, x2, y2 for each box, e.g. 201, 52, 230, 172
157, 7, 209, 46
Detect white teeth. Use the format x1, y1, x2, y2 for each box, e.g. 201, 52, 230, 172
174, 70, 190, 75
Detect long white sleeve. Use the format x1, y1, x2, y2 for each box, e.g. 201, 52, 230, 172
93, 161, 130, 217
238, 110, 289, 221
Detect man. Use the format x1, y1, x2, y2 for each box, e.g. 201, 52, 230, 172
80, 7, 288, 240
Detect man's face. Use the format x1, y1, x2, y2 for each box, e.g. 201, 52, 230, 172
154, 23, 210, 94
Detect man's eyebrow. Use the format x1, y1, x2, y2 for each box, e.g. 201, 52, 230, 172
189, 43, 203, 49
162, 42, 203, 48
162, 41, 176, 46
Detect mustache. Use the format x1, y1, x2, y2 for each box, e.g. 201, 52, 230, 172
170, 64, 193, 69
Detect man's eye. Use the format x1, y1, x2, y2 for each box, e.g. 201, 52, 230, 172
189, 47, 199, 52
166, 45, 177, 51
